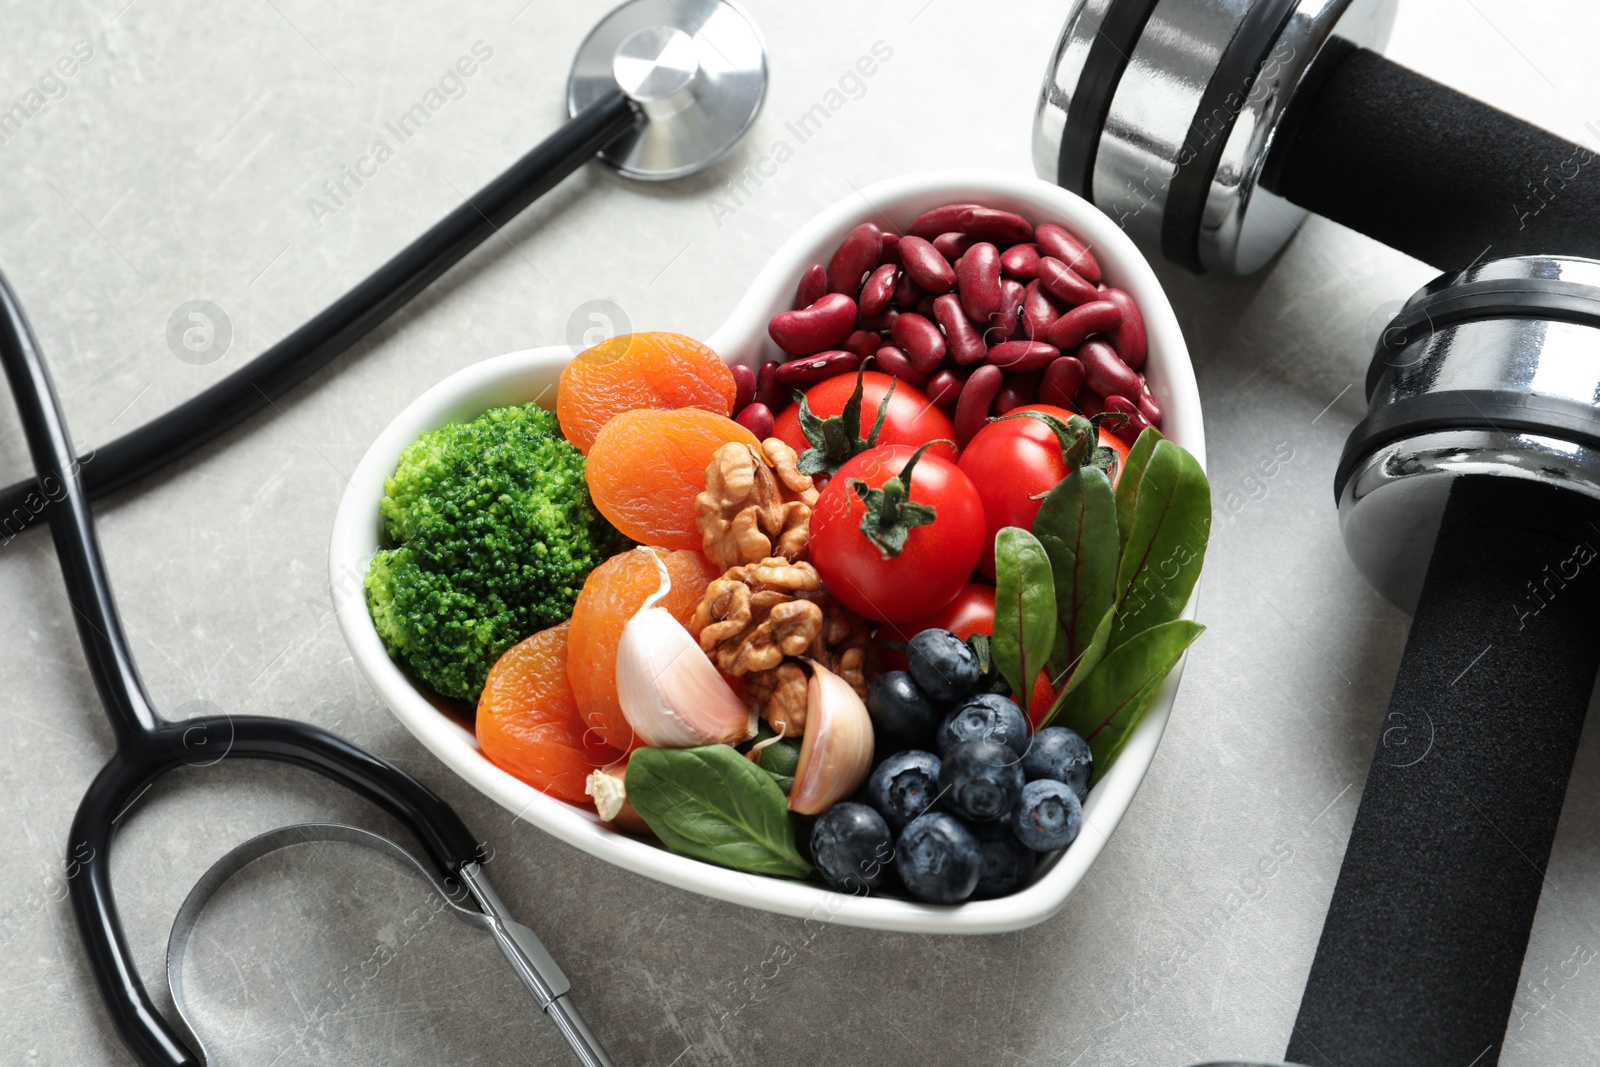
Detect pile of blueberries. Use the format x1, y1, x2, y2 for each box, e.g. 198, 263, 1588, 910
810, 628, 1093, 904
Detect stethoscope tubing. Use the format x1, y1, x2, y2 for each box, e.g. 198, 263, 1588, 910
0, 87, 639, 538
0, 267, 487, 1065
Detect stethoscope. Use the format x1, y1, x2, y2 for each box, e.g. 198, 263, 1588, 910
0, 3, 766, 1064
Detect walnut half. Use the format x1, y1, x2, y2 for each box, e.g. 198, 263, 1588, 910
695, 440, 819, 570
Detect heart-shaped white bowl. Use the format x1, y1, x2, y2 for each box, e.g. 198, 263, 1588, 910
331, 170, 1204, 933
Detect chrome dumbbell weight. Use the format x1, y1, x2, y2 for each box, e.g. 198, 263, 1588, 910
1034, 0, 1600, 274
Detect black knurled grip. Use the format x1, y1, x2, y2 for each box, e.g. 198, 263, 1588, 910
1288, 476, 1600, 1067
1265, 48, 1600, 270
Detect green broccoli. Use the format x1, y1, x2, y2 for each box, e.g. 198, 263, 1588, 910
365, 403, 628, 701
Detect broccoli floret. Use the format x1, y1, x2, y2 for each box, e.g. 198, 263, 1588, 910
364, 403, 628, 701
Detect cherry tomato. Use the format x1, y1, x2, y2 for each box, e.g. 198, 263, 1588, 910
810, 444, 984, 623
958, 403, 1132, 577
774, 371, 958, 489
877, 581, 1056, 725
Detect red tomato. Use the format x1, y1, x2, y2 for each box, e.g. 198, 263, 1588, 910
877, 581, 1056, 725
810, 444, 984, 623
958, 403, 1132, 577
774, 371, 959, 486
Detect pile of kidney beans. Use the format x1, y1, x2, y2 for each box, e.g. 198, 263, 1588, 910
728, 203, 1160, 446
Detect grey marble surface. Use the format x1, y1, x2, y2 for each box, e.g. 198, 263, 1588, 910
2, 1, 1598, 1064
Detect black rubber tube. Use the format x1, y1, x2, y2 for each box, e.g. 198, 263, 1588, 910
0, 266, 484, 1065
0, 88, 641, 540
1265, 48, 1600, 270
1288, 475, 1600, 1067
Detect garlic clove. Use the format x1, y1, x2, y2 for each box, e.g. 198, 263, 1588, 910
616, 548, 756, 748
586, 764, 651, 835
788, 660, 875, 815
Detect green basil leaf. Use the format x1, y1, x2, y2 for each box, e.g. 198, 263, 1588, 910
1110, 440, 1210, 651
1034, 466, 1119, 673
757, 737, 801, 795
1047, 619, 1204, 778
993, 527, 1056, 704
625, 745, 811, 878
1115, 427, 1162, 552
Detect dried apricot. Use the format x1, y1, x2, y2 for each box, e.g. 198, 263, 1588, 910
557, 332, 737, 454
585, 408, 761, 550
567, 547, 721, 750
476, 621, 623, 805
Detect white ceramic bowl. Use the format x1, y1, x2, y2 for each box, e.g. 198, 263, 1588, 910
331, 170, 1205, 933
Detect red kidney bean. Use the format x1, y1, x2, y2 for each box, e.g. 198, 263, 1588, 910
957, 207, 1034, 246
827, 222, 882, 297
1021, 279, 1063, 341
872, 345, 932, 387
794, 264, 827, 310
891, 312, 947, 372
1040, 355, 1086, 408
957, 242, 1004, 324
999, 278, 1026, 340
894, 271, 924, 309
1079, 339, 1142, 400
987, 340, 1059, 371
897, 235, 955, 293
1035, 223, 1102, 284
1137, 388, 1162, 428
1102, 394, 1149, 443
730, 363, 756, 414
858, 263, 898, 317
756, 360, 786, 412
996, 370, 1043, 415
1099, 287, 1147, 370
932, 232, 977, 261
933, 294, 988, 365
736, 402, 775, 439
879, 232, 901, 267
1075, 389, 1105, 417
926, 365, 973, 414
955, 365, 1005, 446
860, 308, 900, 333
843, 329, 880, 358
776, 350, 860, 385
769, 292, 858, 356
1000, 243, 1041, 281
1045, 299, 1123, 350
908, 203, 982, 239
1037, 256, 1099, 307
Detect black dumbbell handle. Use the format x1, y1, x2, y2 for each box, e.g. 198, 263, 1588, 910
1263, 46, 1600, 271
1287, 476, 1600, 1067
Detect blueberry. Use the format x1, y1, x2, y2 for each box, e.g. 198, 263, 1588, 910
974, 834, 1037, 898
810, 803, 894, 893
1021, 726, 1093, 801
866, 750, 942, 831
1012, 779, 1083, 852
866, 671, 941, 747
937, 693, 1030, 758
896, 812, 981, 904
906, 629, 981, 703
940, 738, 1025, 823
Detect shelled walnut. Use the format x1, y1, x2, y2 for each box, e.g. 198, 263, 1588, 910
696, 440, 819, 569
688, 557, 873, 736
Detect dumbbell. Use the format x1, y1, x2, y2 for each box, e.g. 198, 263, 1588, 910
1033, 0, 1600, 274
1206, 255, 1600, 1067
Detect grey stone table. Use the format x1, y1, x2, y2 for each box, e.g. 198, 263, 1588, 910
2, 1, 1597, 1064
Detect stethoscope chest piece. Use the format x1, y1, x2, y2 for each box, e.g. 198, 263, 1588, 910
568, 0, 767, 180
